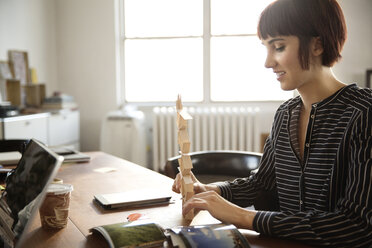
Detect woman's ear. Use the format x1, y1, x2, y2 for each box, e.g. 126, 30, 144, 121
311, 37, 324, 57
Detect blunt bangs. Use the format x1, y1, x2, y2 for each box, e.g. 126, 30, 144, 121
257, 0, 317, 40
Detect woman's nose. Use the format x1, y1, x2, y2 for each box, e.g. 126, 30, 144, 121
264, 53, 276, 69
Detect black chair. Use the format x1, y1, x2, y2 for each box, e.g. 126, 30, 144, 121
163, 150, 262, 184
162, 150, 279, 211
0, 139, 30, 154
0, 139, 30, 183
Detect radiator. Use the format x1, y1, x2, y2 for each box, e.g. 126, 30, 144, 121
152, 106, 275, 172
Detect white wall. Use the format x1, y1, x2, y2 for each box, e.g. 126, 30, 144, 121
333, 0, 372, 85
0, 0, 371, 152
0, 0, 58, 95
55, 0, 118, 151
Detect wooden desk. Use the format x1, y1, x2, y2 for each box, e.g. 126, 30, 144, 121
20, 152, 312, 248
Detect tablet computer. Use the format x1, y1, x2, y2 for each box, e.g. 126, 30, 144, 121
94, 189, 172, 210
0, 139, 63, 248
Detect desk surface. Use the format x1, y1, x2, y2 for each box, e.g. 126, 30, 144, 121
20, 152, 312, 248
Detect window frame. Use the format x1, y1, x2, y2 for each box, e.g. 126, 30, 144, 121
117, 0, 291, 106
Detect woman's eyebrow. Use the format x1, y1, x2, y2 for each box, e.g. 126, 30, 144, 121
268, 38, 285, 44
261, 38, 285, 45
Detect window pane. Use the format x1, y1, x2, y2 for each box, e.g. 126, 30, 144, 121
125, 38, 203, 102
125, 0, 202, 38
211, 0, 273, 35
211, 36, 293, 101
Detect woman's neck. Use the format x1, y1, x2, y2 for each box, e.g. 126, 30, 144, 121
297, 67, 345, 112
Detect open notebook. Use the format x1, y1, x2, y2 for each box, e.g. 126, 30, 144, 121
0, 139, 63, 248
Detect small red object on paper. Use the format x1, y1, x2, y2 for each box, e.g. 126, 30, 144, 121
127, 213, 143, 221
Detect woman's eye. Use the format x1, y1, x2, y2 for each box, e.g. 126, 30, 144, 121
275, 46, 285, 52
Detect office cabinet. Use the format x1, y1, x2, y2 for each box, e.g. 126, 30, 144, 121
0, 113, 49, 144
0, 110, 80, 149
48, 110, 80, 149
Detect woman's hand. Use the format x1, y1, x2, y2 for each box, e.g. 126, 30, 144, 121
182, 191, 256, 229
171, 172, 221, 195
172, 172, 253, 227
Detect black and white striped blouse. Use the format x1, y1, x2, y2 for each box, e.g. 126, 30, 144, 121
218, 83, 372, 247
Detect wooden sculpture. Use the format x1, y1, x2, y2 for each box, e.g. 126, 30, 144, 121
176, 95, 194, 220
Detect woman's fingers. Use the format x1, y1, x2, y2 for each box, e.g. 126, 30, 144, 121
172, 172, 206, 194
182, 191, 218, 216
190, 171, 199, 183
182, 197, 208, 216
181, 191, 254, 228
172, 173, 182, 193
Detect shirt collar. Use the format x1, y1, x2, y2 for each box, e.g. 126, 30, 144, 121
284, 83, 357, 111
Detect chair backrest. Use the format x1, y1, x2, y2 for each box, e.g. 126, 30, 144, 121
0, 139, 30, 153
163, 150, 280, 211
163, 150, 262, 183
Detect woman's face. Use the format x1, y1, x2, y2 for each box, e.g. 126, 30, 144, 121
262, 35, 315, 91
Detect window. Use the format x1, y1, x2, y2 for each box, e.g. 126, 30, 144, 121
120, 0, 293, 103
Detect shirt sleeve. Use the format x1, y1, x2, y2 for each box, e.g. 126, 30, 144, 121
217, 132, 277, 207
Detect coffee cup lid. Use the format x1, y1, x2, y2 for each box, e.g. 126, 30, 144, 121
46, 183, 73, 195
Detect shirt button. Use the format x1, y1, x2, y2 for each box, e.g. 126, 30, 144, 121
310, 114, 315, 119
300, 200, 303, 205
312, 104, 317, 108
305, 143, 310, 147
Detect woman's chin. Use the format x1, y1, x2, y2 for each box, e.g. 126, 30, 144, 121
279, 81, 298, 92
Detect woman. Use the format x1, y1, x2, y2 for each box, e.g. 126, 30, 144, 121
172, 0, 372, 247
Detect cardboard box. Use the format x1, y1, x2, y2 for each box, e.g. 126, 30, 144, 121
6, 79, 21, 106
24, 84, 46, 107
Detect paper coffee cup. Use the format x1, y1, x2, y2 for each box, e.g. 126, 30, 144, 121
52, 178, 63, 184
39, 183, 73, 229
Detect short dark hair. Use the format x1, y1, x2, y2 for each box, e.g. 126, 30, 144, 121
257, 0, 347, 69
